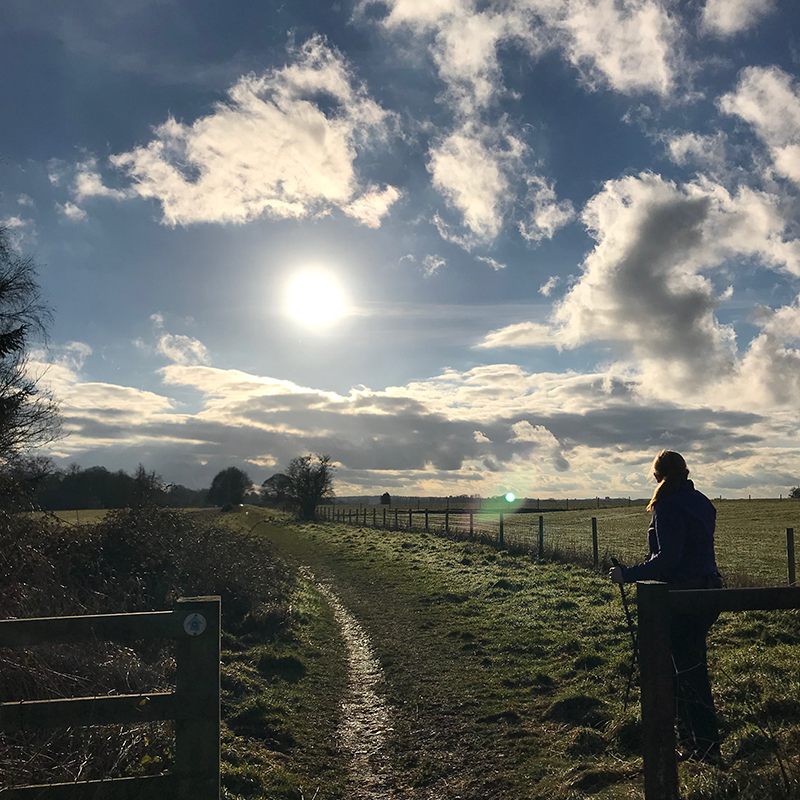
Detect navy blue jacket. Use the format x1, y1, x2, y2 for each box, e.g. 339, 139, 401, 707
621, 480, 718, 586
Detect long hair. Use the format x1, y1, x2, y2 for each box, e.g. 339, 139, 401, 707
647, 450, 689, 512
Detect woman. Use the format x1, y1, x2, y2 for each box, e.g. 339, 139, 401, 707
609, 450, 723, 765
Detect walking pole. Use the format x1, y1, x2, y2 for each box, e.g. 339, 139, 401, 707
612, 557, 638, 710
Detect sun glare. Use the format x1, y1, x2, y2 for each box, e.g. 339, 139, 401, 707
285, 270, 347, 328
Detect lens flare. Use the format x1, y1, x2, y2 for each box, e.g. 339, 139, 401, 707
505, 492, 516, 503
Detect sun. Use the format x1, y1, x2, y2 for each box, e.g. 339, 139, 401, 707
284, 270, 348, 327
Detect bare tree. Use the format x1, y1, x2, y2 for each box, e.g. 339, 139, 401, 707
285, 454, 335, 520
0, 226, 60, 473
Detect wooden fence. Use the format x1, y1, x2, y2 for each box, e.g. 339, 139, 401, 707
0, 596, 220, 799
637, 582, 800, 799
320, 506, 799, 585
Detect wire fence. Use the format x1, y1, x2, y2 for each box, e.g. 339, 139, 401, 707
319, 503, 798, 587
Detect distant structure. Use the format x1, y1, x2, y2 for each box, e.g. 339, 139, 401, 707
380, 492, 391, 505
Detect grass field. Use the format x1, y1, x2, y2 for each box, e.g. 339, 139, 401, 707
241, 507, 800, 799
331, 499, 800, 586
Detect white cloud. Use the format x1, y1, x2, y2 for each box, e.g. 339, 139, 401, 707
556, 0, 683, 96
56, 201, 88, 222
474, 430, 492, 443
719, 66, 800, 186
701, 0, 774, 37
476, 255, 506, 270
476, 321, 559, 349
428, 120, 525, 244
539, 276, 561, 296
518, 175, 575, 242
109, 36, 398, 226
422, 254, 446, 276
156, 333, 211, 366
666, 132, 727, 171
343, 185, 402, 227
476, 172, 800, 400
72, 156, 129, 202
0, 215, 36, 249
17, 195, 34, 208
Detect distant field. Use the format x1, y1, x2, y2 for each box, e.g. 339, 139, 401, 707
331, 499, 800, 586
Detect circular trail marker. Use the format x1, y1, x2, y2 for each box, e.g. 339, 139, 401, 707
183, 613, 207, 636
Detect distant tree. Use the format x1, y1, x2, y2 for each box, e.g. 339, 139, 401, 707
0, 226, 61, 469
131, 463, 165, 508
380, 491, 391, 505
261, 472, 292, 507
285, 454, 335, 520
790, 486, 800, 500
208, 467, 252, 506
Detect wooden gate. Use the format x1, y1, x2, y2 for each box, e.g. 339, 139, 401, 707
0, 596, 220, 799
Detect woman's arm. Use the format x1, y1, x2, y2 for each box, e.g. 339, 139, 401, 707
619, 502, 687, 582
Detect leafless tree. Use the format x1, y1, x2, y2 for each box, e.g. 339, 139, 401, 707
0, 226, 60, 470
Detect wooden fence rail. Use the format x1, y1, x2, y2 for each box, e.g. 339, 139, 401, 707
0, 596, 221, 799
637, 582, 800, 800
320, 507, 799, 584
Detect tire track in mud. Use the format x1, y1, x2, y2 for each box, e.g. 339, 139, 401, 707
301, 567, 396, 799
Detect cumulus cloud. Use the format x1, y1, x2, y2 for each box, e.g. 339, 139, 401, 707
666, 132, 727, 172
477, 172, 800, 400
556, 0, 683, 96
368, 0, 686, 98
701, 0, 774, 37
0, 215, 36, 249
108, 36, 398, 226
343, 185, 402, 227
428, 121, 524, 244
518, 176, 576, 242
56, 201, 88, 222
719, 66, 800, 186
72, 156, 129, 203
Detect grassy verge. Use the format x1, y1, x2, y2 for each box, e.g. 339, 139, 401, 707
238, 507, 800, 800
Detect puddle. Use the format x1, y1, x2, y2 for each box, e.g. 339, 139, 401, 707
303, 568, 394, 799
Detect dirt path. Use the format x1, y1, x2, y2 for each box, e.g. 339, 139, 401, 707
301, 567, 397, 799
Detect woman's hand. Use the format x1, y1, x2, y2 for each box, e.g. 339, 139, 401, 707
609, 566, 624, 584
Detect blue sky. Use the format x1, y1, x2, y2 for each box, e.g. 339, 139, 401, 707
2, 0, 800, 498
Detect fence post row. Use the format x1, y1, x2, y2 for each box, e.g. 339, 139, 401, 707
591, 517, 599, 567
637, 583, 800, 800
788, 528, 795, 586
538, 515, 544, 558
0, 596, 221, 800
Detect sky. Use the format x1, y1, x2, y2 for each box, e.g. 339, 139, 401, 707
1, 0, 800, 499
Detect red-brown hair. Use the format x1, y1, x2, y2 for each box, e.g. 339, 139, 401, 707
647, 450, 689, 512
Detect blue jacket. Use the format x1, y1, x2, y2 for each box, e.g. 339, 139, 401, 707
621, 480, 719, 586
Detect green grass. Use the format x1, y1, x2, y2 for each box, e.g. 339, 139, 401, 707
331, 499, 800, 586
232, 507, 800, 800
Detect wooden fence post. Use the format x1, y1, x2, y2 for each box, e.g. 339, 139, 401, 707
425, 509, 429, 532
383, 508, 387, 528
469, 511, 474, 537
409, 509, 413, 530
445, 509, 449, 535
788, 528, 796, 586
373, 508, 376, 527
592, 517, 599, 567
394, 509, 398, 529
538, 515, 544, 558
499, 513, 504, 546
174, 596, 220, 800
636, 582, 678, 800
